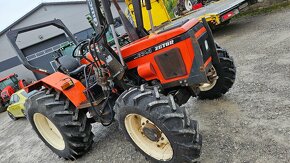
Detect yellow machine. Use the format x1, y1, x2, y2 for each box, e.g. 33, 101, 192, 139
125, 0, 171, 30
125, 0, 253, 30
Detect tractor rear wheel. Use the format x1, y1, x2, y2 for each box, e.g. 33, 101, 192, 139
198, 47, 236, 99
0, 102, 6, 113
0, 106, 6, 113
25, 90, 94, 160
114, 86, 202, 162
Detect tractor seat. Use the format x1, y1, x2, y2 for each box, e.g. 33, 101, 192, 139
57, 55, 86, 76
69, 65, 86, 76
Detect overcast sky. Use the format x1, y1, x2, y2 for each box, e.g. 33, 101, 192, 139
0, 0, 85, 31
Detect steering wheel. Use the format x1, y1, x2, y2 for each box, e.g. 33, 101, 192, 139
72, 41, 89, 58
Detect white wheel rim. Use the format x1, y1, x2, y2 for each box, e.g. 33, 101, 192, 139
174, 9, 179, 17
125, 114, 173, 161
34, 113, 65, 150
199, 66, 218, 91
185, 0, 193, 11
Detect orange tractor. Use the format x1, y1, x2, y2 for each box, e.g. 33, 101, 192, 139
7, 0, 235, 162
0, 74, 27, 112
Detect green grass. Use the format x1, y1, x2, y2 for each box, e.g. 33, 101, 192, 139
164, 0, 178, 18
235, 1, 290, 19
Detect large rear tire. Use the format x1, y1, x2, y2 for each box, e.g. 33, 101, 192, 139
198, 47, 236, 99
0, 101, 7, 113
25, 90, 94, 160
0, 106, 6, 113
114, 86, 202, 162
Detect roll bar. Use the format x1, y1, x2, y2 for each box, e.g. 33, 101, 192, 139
6, 19, 78, 76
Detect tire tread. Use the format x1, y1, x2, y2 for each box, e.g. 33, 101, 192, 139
114, 85, 202, 162
26, 89, 94, 160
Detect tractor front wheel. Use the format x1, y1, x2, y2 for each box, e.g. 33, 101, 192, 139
114, 86, 202, 162
198, 47, 236, 99
25, 90, 94, 160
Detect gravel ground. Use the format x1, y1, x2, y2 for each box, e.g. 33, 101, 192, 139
1, 9, 290, 163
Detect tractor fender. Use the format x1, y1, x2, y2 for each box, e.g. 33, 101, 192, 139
25, 72, 87, 108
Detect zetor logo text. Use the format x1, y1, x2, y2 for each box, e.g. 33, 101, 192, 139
154, 40, 174, 51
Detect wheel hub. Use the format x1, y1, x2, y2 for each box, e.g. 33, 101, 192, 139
142, 123, 162, 142
124, 114, 173, 160
33, 113, 65, 150
185, 0, 193, 11
199, 66, 218, 91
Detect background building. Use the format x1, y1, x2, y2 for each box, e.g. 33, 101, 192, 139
0, 1, 126, 81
